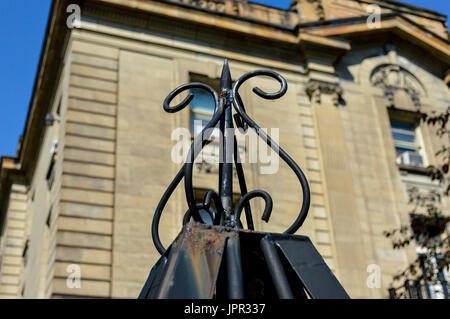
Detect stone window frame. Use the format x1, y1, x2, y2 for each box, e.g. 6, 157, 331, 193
388, 108, 428, 173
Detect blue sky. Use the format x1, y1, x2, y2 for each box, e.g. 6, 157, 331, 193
0, 0, 448, 157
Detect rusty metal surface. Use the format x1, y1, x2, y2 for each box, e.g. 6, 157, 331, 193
140, 222, 350, 299
272, 234, 350, 299
156, 222, 236, 299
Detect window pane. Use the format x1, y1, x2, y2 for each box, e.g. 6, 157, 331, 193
191, 113, 211, 135
190, 88, 215, 113
190, 113, 220, 140
390, 117, 425, 167
392, 131, 416, 143
190, 88, 219, 139
390, 120, 415, 131
395, 146, 417, 155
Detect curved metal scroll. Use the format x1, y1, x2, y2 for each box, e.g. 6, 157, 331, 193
151, 60, 311, 255
231, 70, 311, 234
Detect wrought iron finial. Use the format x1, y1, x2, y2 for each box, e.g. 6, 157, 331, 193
151, 59, 311, 255
220, 58, 232, 90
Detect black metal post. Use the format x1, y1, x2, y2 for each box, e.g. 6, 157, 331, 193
414, 280, 423, 299
260, 235, 294, 299
226, 236, 244, 299
405, 280, 420, 299
438, 270, 449, 298
419, 255, 432, 299
442, 280, 449, 298
388, 287, 397, 299
219, 59, 234, 226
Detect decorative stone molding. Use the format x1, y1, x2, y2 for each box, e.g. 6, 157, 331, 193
305, 80, 343, 106
312, 0, 326, 21
383, 85, 395, 107
177, 0, 241, 15
371, 64, 424, 109
290, 0, 325, 21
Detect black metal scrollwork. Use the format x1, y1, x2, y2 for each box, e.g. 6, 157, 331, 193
151, 60, 311, 255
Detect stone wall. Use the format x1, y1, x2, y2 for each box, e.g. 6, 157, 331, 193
0, 183, 28, 298
51, 37, 119, 298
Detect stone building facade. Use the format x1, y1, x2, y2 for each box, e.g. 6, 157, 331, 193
0, 0, 449, 298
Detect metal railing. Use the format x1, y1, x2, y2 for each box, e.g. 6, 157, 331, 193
139, 59, 349, 299
389, 279, 449, 299
151, 59, 311, 255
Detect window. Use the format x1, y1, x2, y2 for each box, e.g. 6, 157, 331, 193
189, 75, 221, 165
389, 114, 425, 168
22, 239, 30, 266
189, 74, 220, 138
188, 74, 245, 169
46, 205, 53, 227
46, 140, 58, 189
46, 154, 56, 189
190, 87, 217, 137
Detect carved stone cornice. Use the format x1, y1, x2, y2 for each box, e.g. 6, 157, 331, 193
162, 0, 292, 28
311, 0, 325, 21
305, 80, 343, 106
177, 0, 238, 15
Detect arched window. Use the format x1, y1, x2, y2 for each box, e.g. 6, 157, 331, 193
371, 64, 427, 169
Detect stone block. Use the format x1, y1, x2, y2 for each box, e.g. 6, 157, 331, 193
55, 246, 111, 265
63, 161, 114, 179
52, 278, 110, 297
68, 98, 117, 116
70, 64, 118, 82
312, 205, 327, 218
64, 148, 115, 166
66, 122, 116, 141
70, 75, 117, 93
56, 231, 112, 249
54, 262, 111, 281
66, 110, 116, 128
58, 217, 113, 235
72, 40, 119, 59
71, 53, 118, 70
62, 174, 114, 192
69, 87, 117, 104
59, 202, 113, 220
65, 134, 115, 153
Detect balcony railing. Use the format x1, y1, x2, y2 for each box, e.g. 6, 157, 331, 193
389, 279, 449, 299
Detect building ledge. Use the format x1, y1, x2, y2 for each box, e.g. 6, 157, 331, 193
398, 163, 428, 175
